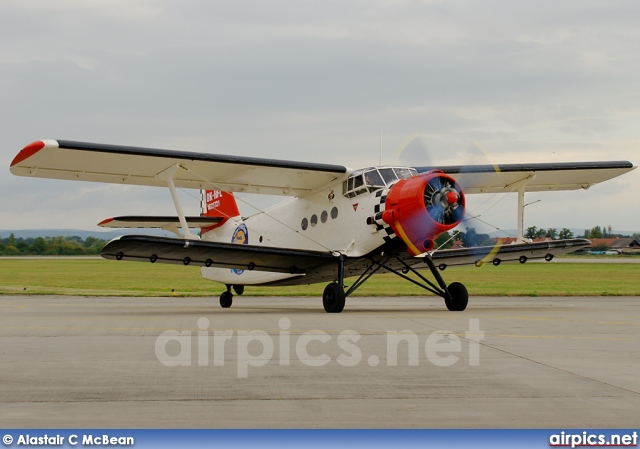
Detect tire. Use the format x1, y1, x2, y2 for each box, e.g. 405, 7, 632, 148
444, 282, 468, 312
219, 291, 233, 308
233, 285, 245, 295
322, 283, 346, 313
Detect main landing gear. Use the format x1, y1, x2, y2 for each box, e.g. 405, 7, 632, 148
323, 283, 346, 313
322, 253, 468, 313
216, 254, 468, 313
219, 284, 244, 308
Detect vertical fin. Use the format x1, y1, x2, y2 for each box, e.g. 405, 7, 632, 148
201, 190, 241, 235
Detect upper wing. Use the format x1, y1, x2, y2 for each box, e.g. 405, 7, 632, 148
415, 162, 636, 194
10, 140, 348, 196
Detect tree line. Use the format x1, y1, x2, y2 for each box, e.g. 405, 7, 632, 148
0, 234, 107, 256
526, 225, 639, 240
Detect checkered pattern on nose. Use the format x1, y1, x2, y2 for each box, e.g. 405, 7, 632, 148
373, 188, 396, 243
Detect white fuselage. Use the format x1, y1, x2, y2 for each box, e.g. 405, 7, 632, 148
200, 169, 403, 286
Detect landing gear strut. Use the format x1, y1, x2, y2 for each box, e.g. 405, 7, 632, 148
322, 252, 468, 313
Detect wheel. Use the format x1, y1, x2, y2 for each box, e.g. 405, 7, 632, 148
233, 285, 245, 295
444, 282, 468, 312
322, 283, 345, 313
219, 290, 233, 308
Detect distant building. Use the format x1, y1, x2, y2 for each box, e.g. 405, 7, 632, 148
585, 238, 640, 254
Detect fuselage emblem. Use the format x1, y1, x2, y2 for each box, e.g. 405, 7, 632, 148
231, 223, 248, 274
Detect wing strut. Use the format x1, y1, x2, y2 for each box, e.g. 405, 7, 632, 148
155, 164, 200, 240
513, 174, 535, 243
517, 187, 526, 242
516, 186, 539, 242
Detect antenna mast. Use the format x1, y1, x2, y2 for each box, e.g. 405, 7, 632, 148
379, 130, 382, 166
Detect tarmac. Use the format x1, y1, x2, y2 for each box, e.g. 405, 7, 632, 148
0, 295, 639, 428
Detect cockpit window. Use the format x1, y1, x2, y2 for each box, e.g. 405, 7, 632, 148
342, 166, 417, 198
378, 168, 397, 184
364, 169, 385, 189
395, 167, 416, 179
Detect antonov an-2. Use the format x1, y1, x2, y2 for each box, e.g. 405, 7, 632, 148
10, 140, 636, 312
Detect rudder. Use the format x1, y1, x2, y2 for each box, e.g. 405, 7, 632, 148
201, 190, 241, 234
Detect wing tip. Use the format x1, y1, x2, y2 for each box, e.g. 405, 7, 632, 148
98, 218, 114, 227
11, 141, 47, 167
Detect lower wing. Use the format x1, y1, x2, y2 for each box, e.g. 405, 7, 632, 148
101, 235, 336, 275
100, 235, 591, 287
429, 238, 590, 268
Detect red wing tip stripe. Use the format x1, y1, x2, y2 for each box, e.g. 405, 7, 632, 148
98, 218, 114, 226
11, 140, 46, 167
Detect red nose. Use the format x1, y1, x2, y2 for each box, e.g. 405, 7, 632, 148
446, 190, 459, 205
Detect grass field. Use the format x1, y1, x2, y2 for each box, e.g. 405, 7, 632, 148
0, 258, 638, 297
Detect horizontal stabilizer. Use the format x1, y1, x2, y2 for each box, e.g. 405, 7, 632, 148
98, 216, 223, 229
101, 235, 336, 275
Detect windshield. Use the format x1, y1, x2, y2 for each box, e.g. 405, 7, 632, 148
364, 169, 385, 188
343, 166, 416, 198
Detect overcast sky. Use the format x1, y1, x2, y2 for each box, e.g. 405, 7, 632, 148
1, 0, 638, 236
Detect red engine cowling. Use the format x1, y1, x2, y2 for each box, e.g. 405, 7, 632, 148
381, 171, 465, 255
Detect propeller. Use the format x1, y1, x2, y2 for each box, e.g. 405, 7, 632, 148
386, 135, 508, 254
424, 175, 464, 226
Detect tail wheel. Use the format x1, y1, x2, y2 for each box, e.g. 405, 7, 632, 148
323, 283, 345, 313
444, 282, 468, 311
219, 291, 233, 308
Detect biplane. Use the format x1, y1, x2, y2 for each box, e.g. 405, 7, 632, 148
10, 140, 636, 312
